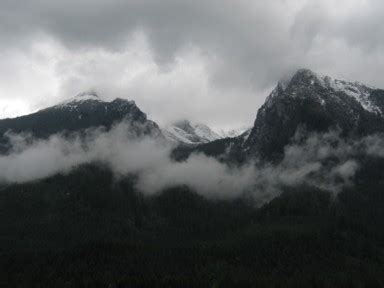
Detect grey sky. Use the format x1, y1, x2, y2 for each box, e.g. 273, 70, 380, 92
1, 0, 384, 129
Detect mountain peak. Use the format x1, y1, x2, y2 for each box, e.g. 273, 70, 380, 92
290, 68, 318, 79
293, 68, 317, 76
173, 119, 195, 131
0, 92, 162, 146
75, 91, 100, 100
278, 68, 321, 89
59, 91, 103, 106
270, 68, 378, 113
163, 120, 221, 145
244, 69, 384, 161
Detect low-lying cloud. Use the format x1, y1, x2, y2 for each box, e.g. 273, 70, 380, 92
1, 123, 383, 205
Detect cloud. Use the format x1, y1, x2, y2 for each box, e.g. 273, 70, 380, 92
2, 0, 384, 128
0, 122, 258, 199
1, 122, 383, 205
0, 131, 87, 182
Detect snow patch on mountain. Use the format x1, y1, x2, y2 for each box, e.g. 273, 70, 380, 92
60, 91, 102, 106
239, 128, 252, 142
163, 120, 222, 145
324, 77, 377, 112
163, 121, 251, 145
55, 93, 138, 116
217, 127, 250, 139
270, 69, 380, 113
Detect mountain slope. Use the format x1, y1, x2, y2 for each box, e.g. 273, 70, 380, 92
244, 69, 384, 160
0, 92, 162, 152
163, 120, 248, 145
216, 127, 250, 139
178, 69, 384, 163
162, 120, 222, 145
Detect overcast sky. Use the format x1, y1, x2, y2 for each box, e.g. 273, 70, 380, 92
1, 0, 384, 130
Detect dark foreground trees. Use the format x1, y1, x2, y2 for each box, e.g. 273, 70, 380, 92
2, 163, 384, 287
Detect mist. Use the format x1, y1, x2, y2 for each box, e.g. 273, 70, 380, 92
1, 122, 383, 205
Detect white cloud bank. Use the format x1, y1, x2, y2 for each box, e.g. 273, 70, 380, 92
1, 123, 383, 205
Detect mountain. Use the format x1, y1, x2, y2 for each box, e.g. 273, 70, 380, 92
216, 127, 250, 139
163, 120, 249, 145
0, 92, 162, 153
183, 69, 384, 162
244, 69, 384, 160
162, 120, 222, 145
3, 71, 384, 287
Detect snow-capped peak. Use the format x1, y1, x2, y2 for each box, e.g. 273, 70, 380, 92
216, 127, 251, 139
270, 69, 379, 113
162, 120, 222, 145
60, 91, 103, 106
162, 120, 251, 145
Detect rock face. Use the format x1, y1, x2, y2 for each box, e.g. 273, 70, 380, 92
0, 92, 162, 153
244, 69, 384, 160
